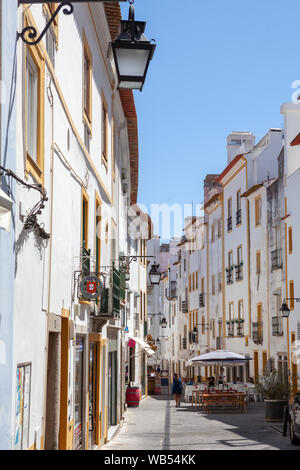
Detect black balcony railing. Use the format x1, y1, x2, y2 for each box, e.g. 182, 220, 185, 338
236, 209, 242, 225
271, 249, 282, 270
235, 264, 243, 281
226, 270, 233, 284
227, 323, 234, 337
182, 337, 187, 349
272, 316, 283, 336
181, 300, 188, 313
227, 216, 232, 232
199, 293, 205, 308
252, 322, 263, 344
236, 321, 244, 337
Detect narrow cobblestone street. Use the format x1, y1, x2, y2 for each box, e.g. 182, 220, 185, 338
103, 396, 299, 451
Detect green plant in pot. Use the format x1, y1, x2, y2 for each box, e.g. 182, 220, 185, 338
255, 370, 290, 422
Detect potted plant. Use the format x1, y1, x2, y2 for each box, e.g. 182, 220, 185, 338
255, 370, 290, 422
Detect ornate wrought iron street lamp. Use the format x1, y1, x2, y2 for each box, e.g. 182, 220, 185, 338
149, 264, 161, 285
111, 1, 156, 91
280, 301, 291, 318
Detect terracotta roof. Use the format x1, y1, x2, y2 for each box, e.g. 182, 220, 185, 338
290, 133, 300, 146
204, 192, 222, 210
241, 184, 263, 198
216, 154, 246, 183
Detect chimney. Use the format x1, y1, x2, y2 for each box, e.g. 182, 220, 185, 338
226, 132, 255, 164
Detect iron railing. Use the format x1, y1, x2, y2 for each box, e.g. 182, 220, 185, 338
236, 209, 242, 225
271, 249, 282, 270
226, 270, 233, 284
252, 322, 263, 344
272, 316, 283, 336
227, 216, 232, 232
199, 293, 205, 308
235, 264, 243, 281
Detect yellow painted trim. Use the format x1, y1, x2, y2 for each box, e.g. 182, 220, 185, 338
220, 161, 247, 188
22, 6, 112, 203
61, 308, 70, 319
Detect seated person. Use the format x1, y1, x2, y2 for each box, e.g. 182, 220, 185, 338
233, 376, 241, 384
247, 377, 254, 385
208, 376, 215, 388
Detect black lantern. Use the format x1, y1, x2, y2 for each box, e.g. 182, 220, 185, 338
149, 264, 161, 286
192, 327, 198, 343
161, 318, 167, 329
111, 3, 156, 91
280, 301, 290, 318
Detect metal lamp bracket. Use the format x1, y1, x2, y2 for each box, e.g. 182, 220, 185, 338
18, 2, 74, 46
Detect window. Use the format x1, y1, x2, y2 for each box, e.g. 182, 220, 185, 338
101, 95, 108, 163
228, 198, 232, 218
256, 251, 261, 274
218, 272, 222, 293
82, 190, 89, 248
25, 41, 45, 184
26, 53, 38, 163
189, 275, 191, 292
237, 246, 242, 265
196, 271, 198, 289
218, 219, 222, 238
95, 195, 102, 273
212, 275, 215, 295
289, 227, 293, 254
84, 123, 91, 153
211, 223, 215, 242
46, 26, 56, 67
112, 118, 116, 180
255, 196, 262, 226
236, 190, 242, 225
290, 281, 295, 310
83, 34, 92, 126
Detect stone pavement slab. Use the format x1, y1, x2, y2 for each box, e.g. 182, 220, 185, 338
102, 396, 300, 451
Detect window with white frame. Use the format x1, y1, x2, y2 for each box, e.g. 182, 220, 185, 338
26, 52, 38, 162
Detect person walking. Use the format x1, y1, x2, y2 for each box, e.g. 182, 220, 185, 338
172, 373, 183, 407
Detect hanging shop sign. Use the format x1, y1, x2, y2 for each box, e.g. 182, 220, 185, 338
80, 275, 101, 301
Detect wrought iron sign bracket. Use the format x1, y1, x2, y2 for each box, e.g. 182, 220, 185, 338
18, 2, 73, 46
17, 0, 127, 46
120, 255, 154, 265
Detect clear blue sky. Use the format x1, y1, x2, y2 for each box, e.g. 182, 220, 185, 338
120, 0, 299, 224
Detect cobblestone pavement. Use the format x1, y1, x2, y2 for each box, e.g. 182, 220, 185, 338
102, 395, 300, 451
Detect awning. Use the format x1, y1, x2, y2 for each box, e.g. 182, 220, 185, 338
128, 336, 156, 356
0, 188, 13, 232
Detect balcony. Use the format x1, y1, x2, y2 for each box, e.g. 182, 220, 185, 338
236, 209, 242, 225
252, 322, 263, 344
272, 316, 283, 336
271, 249, 282, 270
226, 270, 233, 285
227, 322, 234, 337
235, 264, 243, 281
227, 216, 232, 232
199, 293, 205, 308
181, 300, 188, 313
182, 337, 187, 350
236, 321, 244, 337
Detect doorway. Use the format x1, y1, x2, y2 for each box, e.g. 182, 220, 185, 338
74, 336, 85, 450
108, 351, 117, 426
45, 332, 61, 450
88, 342, 97, 449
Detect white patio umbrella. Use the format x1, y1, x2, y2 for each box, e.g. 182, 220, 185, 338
189, 350, 251, 366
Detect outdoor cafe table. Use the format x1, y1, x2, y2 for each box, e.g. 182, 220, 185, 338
199, 392, 248, 414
